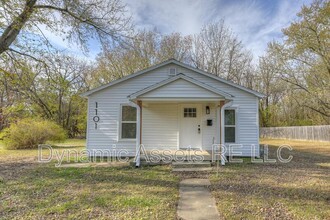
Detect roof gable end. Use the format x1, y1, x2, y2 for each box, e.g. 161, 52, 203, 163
128, 74, 234, 100
81, 59, 265, 98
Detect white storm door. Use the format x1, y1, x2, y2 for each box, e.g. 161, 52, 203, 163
179, 104, 202, 149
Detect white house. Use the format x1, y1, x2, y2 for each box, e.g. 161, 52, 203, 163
81, 59, 264, 166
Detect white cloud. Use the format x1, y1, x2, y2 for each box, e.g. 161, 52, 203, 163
124, 0, 218, 35
29, 0, 313, 61
124, 0, 313, 60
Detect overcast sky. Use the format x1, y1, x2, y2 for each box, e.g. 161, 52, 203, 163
43, 0, 312, 61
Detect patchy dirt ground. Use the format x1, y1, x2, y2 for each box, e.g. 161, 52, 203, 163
0, 139, 329, 219
0, 141, 179, 219
209, 139, 330, 220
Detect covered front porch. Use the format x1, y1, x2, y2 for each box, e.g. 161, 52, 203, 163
139, 101, 222, 150
127, 74, 234, 166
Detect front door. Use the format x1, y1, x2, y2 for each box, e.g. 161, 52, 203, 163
179, 104, 202, 149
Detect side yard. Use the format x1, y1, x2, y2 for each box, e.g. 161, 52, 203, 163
0, 140, 179, 219
210, 139, 330, 219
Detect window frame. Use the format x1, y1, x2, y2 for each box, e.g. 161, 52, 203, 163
119, 104, 137, 141
224, 108, 237, 144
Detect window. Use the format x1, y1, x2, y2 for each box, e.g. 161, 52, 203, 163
184, 108, 196, 118
224, 109, 236, 143
121, 105, 137, 139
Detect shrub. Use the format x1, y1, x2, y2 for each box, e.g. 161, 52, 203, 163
0, 118, 67, 149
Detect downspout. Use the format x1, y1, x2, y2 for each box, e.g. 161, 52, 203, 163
220, 100, 233, 165
129, 101, 141, 167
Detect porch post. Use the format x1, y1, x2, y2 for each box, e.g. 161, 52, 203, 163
137, 100, 142, 145
219, 101, 225, 145
216, 101, 225, 164
136, 100, 143, 167
131, 100, 142, 167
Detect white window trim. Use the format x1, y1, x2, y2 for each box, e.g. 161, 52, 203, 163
224, 108, 238, 144
119, 104, 137, 141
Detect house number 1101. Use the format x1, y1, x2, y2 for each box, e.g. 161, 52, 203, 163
94, 102, 99, 129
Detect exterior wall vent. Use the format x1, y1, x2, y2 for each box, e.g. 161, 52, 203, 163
168, 68, 177, 76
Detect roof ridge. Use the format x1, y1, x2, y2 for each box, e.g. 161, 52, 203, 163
81, 59, 265, 98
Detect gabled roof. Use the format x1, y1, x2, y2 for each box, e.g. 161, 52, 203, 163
128, 73, 234, 100
81, 59, 265, 98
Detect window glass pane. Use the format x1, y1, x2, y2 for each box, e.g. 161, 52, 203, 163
184, 108, 196, 118
122, 106, 136, 121
225, 110, 235, 125
225, 127, 235, 143
122, 123, 136, 139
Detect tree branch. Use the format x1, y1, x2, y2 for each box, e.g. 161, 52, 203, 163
33, 4, 117, 38
0, 0, 37, 54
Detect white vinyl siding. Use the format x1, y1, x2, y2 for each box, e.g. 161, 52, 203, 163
142, 103, 218, 150
86, 66, 173, 156
141, 103, 179, 150
140, 78, 223, 99
176, 66, 260, 156
86, 63, 260, 157
201, 103, 217, 150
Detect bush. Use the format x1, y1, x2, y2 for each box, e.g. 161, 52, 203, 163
0, 118, 67, 149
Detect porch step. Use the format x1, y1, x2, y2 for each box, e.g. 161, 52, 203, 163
172, 167, 213, 172
172, 161, 211, 168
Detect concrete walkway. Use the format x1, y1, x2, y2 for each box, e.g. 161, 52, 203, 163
177, 179, 220, 220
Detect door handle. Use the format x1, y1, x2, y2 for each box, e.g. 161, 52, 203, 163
198, 125, 201, 134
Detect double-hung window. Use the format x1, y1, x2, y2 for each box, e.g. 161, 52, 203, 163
224, 109, 236, 143
121, 105, 137, 139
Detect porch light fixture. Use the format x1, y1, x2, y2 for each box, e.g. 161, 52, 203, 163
206, 106, 210, 114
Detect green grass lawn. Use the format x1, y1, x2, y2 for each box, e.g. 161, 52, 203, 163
0, 139, 86, 160
1, 138, 329, 219
0, 139, 179, 219
210, 139, 330, 219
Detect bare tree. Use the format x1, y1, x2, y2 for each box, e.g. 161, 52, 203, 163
257, 51, 287, 126
157, 32, 192, 63
0, 52, 90, 136
191, 20, 255, 88
0, 0, 133, 56
93, 30, 193, 85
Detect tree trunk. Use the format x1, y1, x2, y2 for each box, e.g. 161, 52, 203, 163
0, 0, 37, 54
